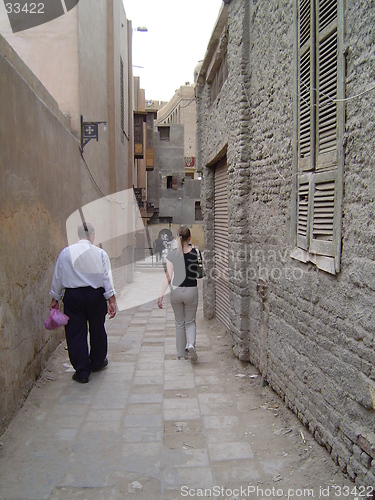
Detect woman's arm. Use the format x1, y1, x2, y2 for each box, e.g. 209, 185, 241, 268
158, 259, 174, 308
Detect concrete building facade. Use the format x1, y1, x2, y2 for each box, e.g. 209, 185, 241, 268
196, 0, 375, 488
146, 122, 204, 248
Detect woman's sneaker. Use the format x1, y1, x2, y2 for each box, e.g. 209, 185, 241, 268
188, 344, 198, 362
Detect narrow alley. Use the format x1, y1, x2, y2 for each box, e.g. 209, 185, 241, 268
0, 272, 354, 500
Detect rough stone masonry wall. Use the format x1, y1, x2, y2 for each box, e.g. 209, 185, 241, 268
0, 36, 83, 434
197, 0, 253, 359
198, 0, 375, 488
248, 0, 375, 487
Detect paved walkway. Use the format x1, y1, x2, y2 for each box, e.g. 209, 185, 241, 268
0, 273, 353, 499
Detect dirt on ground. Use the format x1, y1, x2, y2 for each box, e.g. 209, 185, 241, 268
0, 317, 359, 500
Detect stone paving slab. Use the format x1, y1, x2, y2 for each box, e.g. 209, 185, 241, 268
0, 278, 355, 500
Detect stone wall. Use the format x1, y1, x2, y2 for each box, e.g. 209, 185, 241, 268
0, 35, 83, 433
197, 0, 375, 487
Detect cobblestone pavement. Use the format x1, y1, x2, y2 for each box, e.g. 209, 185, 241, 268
0, 273, 354, 499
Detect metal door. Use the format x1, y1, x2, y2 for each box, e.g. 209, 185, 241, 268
214, 158, 230, 330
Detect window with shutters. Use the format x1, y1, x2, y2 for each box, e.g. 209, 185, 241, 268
120, 57, 125, 144
291, 0, 344, 274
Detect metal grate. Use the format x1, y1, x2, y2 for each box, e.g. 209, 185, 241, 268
214, 160, 230, 331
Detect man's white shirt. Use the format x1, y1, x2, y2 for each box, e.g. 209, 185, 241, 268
50, 240, 115, 301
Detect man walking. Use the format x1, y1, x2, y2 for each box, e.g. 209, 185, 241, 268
154, 234, 164, 263
49, 222, 116, 383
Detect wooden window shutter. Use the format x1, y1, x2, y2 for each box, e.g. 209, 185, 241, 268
297, 173, 312, 250
146, 112, 155, 170
120, 57, 124, 132
134, 113, 145, 159
309, 170, 336, 256
293, 0, 343, 274
310, 0, 343, 270
298, 0, 313, 171
316, 0, 338, 171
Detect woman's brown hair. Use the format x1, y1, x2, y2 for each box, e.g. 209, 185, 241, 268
177, 225, 191, 253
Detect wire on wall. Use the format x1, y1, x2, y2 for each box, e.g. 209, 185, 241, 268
79, 149, 106, 198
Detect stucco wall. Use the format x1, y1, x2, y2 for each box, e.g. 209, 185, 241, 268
0, 1, 80, 133
0, 36, 83, 433
78, 0, 110, 203
197, 0, 375, 488
77, 0, 134, 286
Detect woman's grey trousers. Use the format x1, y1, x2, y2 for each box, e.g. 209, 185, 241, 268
170, 286, 198, 358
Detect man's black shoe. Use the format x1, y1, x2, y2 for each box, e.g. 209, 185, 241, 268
72, 372, 89, 384
91, 358, 108, 372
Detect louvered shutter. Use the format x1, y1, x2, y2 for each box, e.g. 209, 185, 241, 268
309, 0, 340, 259
298, 0, 313, 171
316, 0, 338, 171
297, 173, 312, 250
309, 170, 337, 256
214, 159, 230, 331
294, 0, 343, 274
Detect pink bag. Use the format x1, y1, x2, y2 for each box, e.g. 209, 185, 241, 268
44, 308, 69, 330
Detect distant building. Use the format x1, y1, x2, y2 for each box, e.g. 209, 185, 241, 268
145, 84, 204, 249
157, 84, 198, 180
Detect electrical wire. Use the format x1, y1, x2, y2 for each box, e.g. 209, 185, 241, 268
79, 148, 106, 198
299, 79, 375, 107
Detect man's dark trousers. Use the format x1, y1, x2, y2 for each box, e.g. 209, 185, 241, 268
63, 287, 108, 378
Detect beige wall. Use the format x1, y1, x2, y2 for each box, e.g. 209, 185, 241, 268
134, 76, 146, 202
108, 0, 134, 271
0, 2, 80, 133
77, 0, 134, 271
0, 0, 134, 200
0, 0, 135, 431
0, 36, 83, 433
113, 0, 133, 192
77, 0, 110, 205
157, 85, 197, 161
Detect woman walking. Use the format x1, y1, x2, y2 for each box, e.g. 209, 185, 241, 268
158, 225, 199, 361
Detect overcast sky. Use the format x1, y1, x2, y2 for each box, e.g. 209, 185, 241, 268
122, 0, 223, 102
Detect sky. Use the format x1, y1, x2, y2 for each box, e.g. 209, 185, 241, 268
122, 0, 223, 102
